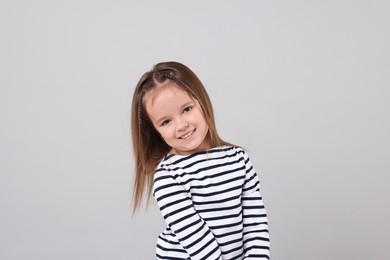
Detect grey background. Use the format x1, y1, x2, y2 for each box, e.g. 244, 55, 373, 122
0, 1, 389, 259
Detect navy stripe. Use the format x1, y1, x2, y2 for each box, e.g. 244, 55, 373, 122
203, 209, 243, 222
214, 228, 243, 239
156, 253, 190, 260
209, 219, 243, 230
193, 194, 241, 205
190, 175, 245, 190
197, 202, 242, 213
158, 235, 180, 245
242, 196, 263, 201
180, 165, 245, 186
174, 158, 244, 180
163, 149, 240, 170
191, 184, 242, 197
157, 243, 186, 253
160, 197, 188, 211
155, 189, 187, 202
223, 244, 244, 255
243, 180, 260, 192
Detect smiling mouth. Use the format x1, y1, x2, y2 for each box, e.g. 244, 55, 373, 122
179, 129, 196, 139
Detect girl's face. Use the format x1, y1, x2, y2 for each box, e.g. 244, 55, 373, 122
145, 83, 210, 155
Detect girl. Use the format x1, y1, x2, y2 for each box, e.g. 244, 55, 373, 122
131, 61, 270, 259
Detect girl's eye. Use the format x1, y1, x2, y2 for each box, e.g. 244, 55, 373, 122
161, 120, 171, 126
183, 106, 193, 113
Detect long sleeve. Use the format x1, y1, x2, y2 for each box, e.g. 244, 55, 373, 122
153, 170, 222, 260
241, 151, 270, 259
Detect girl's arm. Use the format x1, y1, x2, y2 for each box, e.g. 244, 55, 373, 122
153, 171, 222, 260
241, 151, 271, 259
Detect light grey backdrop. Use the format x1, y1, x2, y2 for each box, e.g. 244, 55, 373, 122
0, 1, 389, 259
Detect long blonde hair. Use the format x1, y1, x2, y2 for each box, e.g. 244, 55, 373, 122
131, 61, 231, 214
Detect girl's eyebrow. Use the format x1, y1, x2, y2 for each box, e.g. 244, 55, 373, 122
180, 101, 194, 109
155, 116, 169, 125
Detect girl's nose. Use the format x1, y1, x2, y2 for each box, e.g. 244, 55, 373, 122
178, 120, 189, 131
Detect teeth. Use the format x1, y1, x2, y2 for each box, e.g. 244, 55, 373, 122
180, 130, 194, 139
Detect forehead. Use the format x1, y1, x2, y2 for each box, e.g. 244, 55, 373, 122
144, 83, 193, 118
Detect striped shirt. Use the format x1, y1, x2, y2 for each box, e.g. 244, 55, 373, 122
153, 146, 270, 260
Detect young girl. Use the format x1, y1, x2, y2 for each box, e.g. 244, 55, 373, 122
131, 61, 270, 259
